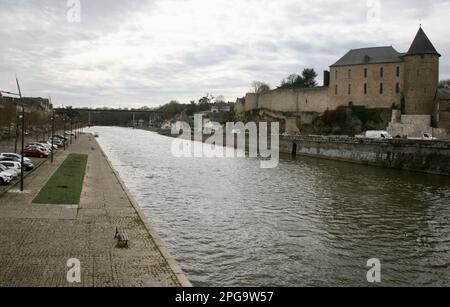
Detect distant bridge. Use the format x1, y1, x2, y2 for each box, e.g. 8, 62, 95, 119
55, 108, 163, 126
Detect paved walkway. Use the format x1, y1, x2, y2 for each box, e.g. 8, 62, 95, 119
0, 134, 190, 287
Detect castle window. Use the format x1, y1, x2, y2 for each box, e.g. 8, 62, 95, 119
335, 70, 338, 80
396, 67, 400, 77
335, 85, 338, 95
396, 83, 400, 94
364, 68, 368, 78
380, 67, 384, 78
348, 69, 352, 79
364, 83, 367, 95
348, 84, 352, 95
380, 83, 383, 94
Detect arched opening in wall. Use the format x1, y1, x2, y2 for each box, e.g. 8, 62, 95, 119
292, 143, 297, 157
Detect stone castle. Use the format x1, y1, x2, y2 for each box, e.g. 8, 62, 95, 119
235, 27, 450, 136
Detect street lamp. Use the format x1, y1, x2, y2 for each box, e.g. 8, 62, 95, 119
50, 112, 55, 163
63, 118, 66, 151
16, 79, 25, 192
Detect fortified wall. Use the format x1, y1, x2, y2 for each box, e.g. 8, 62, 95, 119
236, 87, 330, 115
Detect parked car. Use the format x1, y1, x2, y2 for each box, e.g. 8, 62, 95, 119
0, 164, 17, 180
408, 133, 438, 141
0, 171, 12, 185
40, 141, 58, 150
55, 134, 68, 141
0, 153, 32, 164
28, 142, 52, 152
0, 161, 22, 175
365, 130, 392, 139
0, 156, 34, 171
48, 138, 64, 147
24, 146, 49, 158
27, 144, 50, 154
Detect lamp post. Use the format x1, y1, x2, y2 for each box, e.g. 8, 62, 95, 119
15, 112, 19, 153
15, 78, 25, 192
70, 120, 73, 144
63, 118, 66, 151
51, 112, 55, 163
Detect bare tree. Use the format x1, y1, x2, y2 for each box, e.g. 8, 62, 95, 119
251, 81, 271, 94
439, 79, 450, 88
215, 95, 226, 103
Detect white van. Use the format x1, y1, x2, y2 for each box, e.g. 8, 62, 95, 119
408, 133, 437, 141
365, 130, 392, 139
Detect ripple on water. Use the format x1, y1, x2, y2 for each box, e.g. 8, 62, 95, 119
89, 127, 450, 287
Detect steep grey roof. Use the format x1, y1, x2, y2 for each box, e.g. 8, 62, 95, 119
438, 88, 450, 100
331, 46, 403, 67
405, 27, 441, 57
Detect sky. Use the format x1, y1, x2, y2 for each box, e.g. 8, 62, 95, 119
0, 0, 449, 108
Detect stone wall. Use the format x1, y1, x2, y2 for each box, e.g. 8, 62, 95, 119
258, 87, 330, 113
237, 87, 330, 115
280, 135, 450, 176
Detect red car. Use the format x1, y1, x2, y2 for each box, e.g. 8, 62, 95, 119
24, 147, 49, 158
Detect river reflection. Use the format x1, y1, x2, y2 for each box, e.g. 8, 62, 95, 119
88, 127, 450, 286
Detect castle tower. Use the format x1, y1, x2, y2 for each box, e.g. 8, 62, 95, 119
402, 27, 441, 115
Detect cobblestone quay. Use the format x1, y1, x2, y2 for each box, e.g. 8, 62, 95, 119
0, 134, 191, 287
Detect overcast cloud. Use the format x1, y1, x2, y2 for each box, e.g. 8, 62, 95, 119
1, 0, 449, 108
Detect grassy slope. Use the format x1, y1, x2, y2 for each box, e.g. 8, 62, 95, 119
33, 154, 88, 205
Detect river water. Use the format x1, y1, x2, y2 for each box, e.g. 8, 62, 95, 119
88, 126, 450, 287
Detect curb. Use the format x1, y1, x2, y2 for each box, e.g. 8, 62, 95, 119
94, 137, 193, 287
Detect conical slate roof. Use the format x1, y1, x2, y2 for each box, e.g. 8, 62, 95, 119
405, 27, 441, 57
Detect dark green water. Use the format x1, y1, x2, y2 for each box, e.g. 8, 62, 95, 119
92, 126, 450, 287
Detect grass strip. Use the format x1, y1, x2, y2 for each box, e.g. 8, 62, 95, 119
33, 153, 88, 205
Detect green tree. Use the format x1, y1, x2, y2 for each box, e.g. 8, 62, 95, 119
278, 68, 318, 89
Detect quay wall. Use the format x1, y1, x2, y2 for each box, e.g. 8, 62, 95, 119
280, 136, 450, 176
